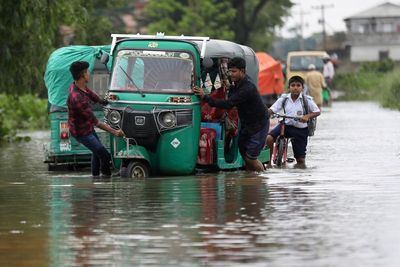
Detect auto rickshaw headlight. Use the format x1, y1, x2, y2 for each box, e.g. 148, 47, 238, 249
160, 112, 176, 128
109, 110, 121, 125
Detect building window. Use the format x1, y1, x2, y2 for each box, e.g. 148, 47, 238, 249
382, 23, 393, 33
379, 50, 389, 60
358, 24, 369, 33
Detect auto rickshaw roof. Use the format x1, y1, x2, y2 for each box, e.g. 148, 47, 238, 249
193, 39, 259, 85
109, 34, 259, 85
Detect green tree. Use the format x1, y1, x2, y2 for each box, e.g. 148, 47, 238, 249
144, 0, 293, 50
0, 0, 126, 97
71, 0, 129, 45
231, 0, 292, 50
0, 0, 79, 96
144, 0, 235, 40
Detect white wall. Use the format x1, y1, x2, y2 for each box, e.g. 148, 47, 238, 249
351, 45, 400, 61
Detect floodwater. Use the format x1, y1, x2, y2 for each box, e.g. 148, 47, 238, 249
0, 101, 399, 267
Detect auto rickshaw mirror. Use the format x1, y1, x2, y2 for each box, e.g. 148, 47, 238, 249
100, 53, 109, 65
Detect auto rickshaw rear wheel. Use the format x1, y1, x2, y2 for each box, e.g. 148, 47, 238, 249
48, 164, 56, 171
125, 161, 149, 179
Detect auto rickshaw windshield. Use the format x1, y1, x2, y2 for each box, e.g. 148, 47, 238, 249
289, 55, 324, 72
110, 49, 194, 93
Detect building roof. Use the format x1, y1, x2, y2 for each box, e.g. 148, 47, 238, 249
344, 2, 400, 20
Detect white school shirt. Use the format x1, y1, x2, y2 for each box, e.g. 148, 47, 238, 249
323, 61, 335, 79
270, 93, 320, 128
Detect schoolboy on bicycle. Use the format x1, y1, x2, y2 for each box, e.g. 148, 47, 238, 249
266, 76, 321, 168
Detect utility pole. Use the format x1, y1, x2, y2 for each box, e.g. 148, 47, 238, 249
297, 8, 309, 50
290, 2, 310, 50
312, 4, 334, 50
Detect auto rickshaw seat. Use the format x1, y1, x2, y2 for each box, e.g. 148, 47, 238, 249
200, 122, 222, 140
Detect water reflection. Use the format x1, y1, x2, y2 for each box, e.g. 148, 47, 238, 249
46, 173, 275, 265
197, 174, 268, 263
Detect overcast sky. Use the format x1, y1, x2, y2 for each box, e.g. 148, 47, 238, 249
279, 0, 396, 37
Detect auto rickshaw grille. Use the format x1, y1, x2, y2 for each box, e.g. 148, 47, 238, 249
176, 109, 192, 125
119, 107, 193, 150
121, 108, 159, 150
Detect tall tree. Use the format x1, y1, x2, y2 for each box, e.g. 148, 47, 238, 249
231, 0, 292, 49
0, 0, 126, 96
144, 0, 236, 40
0, 0, 86, 96
144, 0, 293, 50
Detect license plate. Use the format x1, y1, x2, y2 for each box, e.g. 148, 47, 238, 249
60, 141, 71, 151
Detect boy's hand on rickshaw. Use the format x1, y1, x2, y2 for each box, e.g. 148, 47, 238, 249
193, 86, 205, 99
114, 129, 125, 137
100, 99, 109, 106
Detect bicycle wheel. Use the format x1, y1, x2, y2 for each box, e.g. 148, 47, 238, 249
276, 137, 286, 167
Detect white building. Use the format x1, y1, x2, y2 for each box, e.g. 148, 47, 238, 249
344, 2, 400, 61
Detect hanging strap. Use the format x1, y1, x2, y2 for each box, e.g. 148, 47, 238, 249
281, 95, 288, 113
301, 93, 309, 115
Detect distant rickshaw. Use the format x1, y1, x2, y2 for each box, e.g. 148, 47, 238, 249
101, 34, 270, 178
286, 50, 331, 104
286, 50, 328, 81
43, 45, 111, 170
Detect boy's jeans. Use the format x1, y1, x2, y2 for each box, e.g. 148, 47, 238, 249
76, 131, 111, 176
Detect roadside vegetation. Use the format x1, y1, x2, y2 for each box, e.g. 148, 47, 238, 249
0, 95, 48, 142
334, 59, 400, 110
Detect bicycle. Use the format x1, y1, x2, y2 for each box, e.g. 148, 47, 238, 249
270, 113, 300, 167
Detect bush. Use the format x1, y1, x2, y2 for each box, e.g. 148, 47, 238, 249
334, 71, 383, 100
334, 67, 400, 110
360, 59, 395, 73
380, 72, 400, 110
0, 94, 49, 142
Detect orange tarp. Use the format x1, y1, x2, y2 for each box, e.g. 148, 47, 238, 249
256, 52, 284, 96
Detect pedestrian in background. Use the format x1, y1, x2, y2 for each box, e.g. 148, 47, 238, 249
323, 55, 335, 88
305, 64, 326, 109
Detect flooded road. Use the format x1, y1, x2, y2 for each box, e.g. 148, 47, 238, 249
1, 101, 400, 267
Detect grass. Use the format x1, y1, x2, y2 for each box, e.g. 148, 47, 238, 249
334, 60, 400, 110
0, 94, 49, 142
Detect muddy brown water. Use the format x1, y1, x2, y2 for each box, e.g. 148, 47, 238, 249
0, 101, 399, 267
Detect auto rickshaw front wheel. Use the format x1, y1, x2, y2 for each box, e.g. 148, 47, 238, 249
123, 161, 149, 179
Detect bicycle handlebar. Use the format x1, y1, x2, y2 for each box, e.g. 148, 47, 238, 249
271, 112, 300, 121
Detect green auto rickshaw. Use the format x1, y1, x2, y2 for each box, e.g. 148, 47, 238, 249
43, 45, 111, 170
102, 34, 270, 178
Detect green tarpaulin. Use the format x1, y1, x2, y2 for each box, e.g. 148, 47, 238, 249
44, 45, 110, 108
